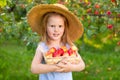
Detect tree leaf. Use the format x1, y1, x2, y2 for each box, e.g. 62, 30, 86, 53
0, 0, 6, 8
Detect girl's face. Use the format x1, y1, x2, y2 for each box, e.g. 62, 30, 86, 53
46, 15, 65, 41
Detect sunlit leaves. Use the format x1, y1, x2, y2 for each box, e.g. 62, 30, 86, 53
0, 0, 6, 8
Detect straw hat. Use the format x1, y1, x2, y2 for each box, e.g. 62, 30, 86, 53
27, 4, 84, 41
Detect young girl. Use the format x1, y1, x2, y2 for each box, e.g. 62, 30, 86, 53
27, 4, 85, 80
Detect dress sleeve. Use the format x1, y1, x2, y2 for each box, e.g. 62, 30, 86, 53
33, 42, 47, 63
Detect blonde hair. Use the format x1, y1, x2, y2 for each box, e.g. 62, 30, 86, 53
40, 12, 73, 46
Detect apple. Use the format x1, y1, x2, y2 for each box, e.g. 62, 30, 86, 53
45, 47, 56, 58
49, 47, 56, 53
87, 2, 91, 5
53, 50, 60, 57
95, 4, 100, 9
94, 10, 99, 15
68, 48, 76, 57
117, 41, 120, 46
52, 51, 57, 57
68, 46, 78, 57
61, 46, 67, 52
53, 48, 64, 57
107, 24, 113, 30
111, 0, 116, 2
45, 52, 53, 58
71, 46, 78, 51
61, 46, 69, 56
86, 8, 92, 13
84, 1, 91, 6
67, 48, 73, 56
106, 10, 112, 16
58, 48, 64, 56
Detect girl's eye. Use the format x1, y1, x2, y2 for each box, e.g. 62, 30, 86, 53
50, 25, 54, 27
59, 25, 62, 28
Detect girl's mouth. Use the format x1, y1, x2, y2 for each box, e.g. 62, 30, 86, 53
53, 34, 59, 37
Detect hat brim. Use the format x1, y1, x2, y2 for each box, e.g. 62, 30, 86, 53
27, 4, 84, 41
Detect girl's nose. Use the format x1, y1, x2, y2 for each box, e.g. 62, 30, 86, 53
54, 26, 58, 32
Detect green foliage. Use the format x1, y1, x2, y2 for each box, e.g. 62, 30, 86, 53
0, 0, 6, 8
0, 0, 120, 48
66, 0, 120, 39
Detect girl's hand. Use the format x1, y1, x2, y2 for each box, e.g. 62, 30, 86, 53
56, 59, 72, 73
52, 64, 63, 72
54, 55, 85, 73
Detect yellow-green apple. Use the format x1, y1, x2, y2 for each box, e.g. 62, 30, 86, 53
61, 46, 67, 52
45, 47, 56, 58
71, 46, 78, 51
61, 46, 69, 56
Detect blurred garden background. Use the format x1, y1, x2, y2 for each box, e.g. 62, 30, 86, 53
0, 0, 120, 80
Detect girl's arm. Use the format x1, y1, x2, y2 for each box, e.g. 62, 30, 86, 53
56, 53, 85, 72
31, 46, 61, 74
70, 53, 85, 72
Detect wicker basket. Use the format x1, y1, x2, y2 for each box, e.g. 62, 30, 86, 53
44, 55, 81, 64
43, 46, 81, 64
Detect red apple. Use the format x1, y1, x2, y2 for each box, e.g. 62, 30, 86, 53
107, 24, 113, 30
53, 50, 59, 57
94, 10, 99, 15
68, 48, 77, 57
53, 48, 64, 57
58, 48, 64, 56
67, 46, 78, 57
95, 4, 100, 9
67, 48, 73, 56
111, 0, 116, 2
106, 10, 112, 16
117, 41, 120, 46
